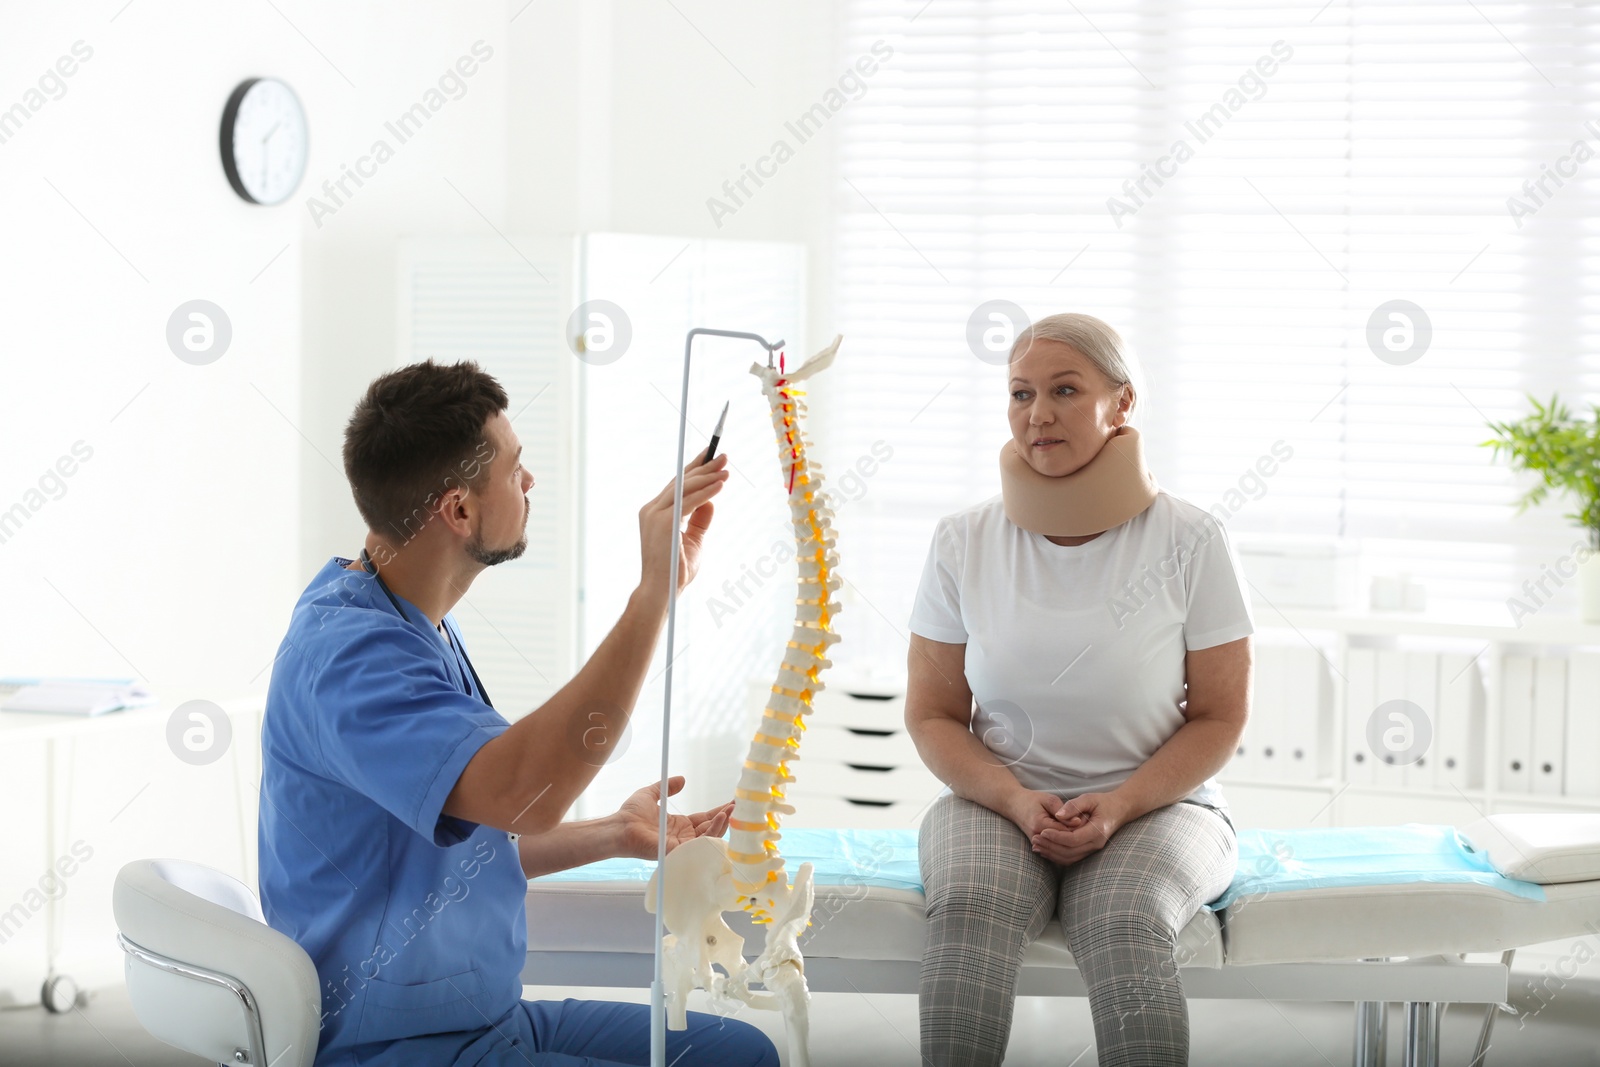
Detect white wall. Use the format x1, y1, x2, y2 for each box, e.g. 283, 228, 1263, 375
0, 0, 303, 700
0, 0, 511, 1000
296, 3, 511, 575
601, 0, 838, 400
0, 0, 845, 998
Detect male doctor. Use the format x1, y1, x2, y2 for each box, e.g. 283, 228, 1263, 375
258, 359, 779, 1066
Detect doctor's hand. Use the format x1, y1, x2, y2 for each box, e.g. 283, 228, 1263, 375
1029, 790, 1134, 867
638, 452, 729, 601
614, 775, 733, 861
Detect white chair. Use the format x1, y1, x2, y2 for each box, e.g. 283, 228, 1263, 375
112, 859, 320, 1067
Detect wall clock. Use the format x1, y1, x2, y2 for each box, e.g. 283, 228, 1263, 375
220, 78, 308, 205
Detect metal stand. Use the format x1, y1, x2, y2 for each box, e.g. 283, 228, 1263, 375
1353, 999, 1388, 1067
649, 327, 785, 1067
1401, 1001, 1443, 1067
1469, 951, 1515, 1067
1353, 998, 1446, 1067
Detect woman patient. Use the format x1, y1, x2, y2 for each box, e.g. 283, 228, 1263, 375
905, 312, 1253, 1066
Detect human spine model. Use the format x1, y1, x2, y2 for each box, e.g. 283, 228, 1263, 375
645, 335, 843, 1067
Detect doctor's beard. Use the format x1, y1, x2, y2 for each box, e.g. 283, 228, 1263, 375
467, 499, 529, 567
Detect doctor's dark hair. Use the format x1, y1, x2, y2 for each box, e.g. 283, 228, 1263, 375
342, 359, 509, 544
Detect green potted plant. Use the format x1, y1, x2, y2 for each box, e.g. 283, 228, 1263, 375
1481, 392, 1600, 622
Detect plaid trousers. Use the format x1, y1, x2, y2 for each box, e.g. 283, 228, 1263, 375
918, 792, 1238, 1066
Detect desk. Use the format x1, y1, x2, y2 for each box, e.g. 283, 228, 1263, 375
0, 691, 264, 1010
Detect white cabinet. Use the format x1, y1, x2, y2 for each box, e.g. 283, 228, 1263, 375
1228, 608, 1600, 827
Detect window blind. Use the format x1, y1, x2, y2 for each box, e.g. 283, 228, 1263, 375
820, 0, 1600, 660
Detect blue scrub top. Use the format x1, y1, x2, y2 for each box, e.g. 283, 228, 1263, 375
259, 557, 528, 1065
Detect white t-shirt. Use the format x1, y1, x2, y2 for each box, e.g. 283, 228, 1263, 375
908, 490, 1254, 813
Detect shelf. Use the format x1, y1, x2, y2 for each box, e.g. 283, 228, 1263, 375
1210, 778, 1600, 810
1487, 793, 1600, 811
1216, 776, 1340, 792
1341, 782, 1487, 802
1251, 605, 1600, 645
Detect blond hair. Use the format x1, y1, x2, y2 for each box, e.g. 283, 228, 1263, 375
1009, 312, 1145, 424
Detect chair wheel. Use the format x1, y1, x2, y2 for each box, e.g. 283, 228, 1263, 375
41, 974, 78, 1014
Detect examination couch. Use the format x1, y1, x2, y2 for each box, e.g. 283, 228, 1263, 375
521, 813, 1600, 1067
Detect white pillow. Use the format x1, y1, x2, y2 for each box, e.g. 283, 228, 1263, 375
1461, 813, 1600, 884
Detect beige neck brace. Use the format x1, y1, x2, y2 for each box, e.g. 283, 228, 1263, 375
999, 424, 1160, 537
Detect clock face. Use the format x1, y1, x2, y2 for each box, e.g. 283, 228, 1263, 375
220, 78, 308, 206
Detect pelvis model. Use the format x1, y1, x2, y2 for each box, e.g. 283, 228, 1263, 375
645, 334, 844, 1067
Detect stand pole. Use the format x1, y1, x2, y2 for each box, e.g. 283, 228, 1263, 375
650, 327, 783, 1067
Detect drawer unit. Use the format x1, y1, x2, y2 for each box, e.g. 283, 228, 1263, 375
800, 722, 917, 765
780, 795, 936, 830
809, 687, 906, 731
746, 677, 937, 827
793, 761, 944, 805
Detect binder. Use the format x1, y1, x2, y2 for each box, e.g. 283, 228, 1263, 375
1345, 647, 1378, 786
1230, 646, 1262, 780
1565, 651, 1600, 798
1252, 644, 1285, 781
1401, 650, 1440, 789
1372, 649, 1409, 789
1434, 652, 1481, 791
1532, 655, 1567, 796
1281, 646, 1323, 782
1313, 648, 1335, 780
1499, 654, 1534, 794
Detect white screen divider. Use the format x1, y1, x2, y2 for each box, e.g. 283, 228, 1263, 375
396, 233, 807, 820
396, 234, 580, 723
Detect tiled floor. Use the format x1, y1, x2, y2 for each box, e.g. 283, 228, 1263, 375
4, 978, 1599, 1066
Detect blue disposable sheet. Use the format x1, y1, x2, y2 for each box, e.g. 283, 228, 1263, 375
534, 823, 1546, 909
1209, 823, 1546, 909
536, 827, 925, 892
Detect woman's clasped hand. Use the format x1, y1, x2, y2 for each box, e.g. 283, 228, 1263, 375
1011, 788, 1136, 866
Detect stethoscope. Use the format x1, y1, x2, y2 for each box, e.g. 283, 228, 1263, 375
361, 548, 494, 709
